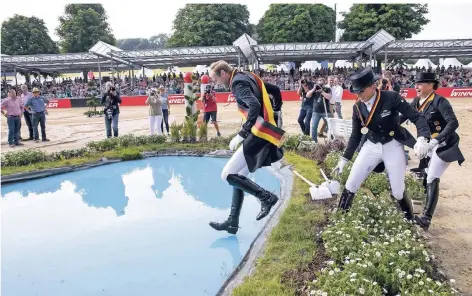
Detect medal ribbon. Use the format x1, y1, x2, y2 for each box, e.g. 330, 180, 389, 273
355, 90, 381, 127
417, 92, 435, 112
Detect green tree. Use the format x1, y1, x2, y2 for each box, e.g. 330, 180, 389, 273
167, 4, 252, 47
256, 4, 336, 43
1, 15, 59, 55
149, 33, 170, 49
56, 4, 116, 53
117, 38, 152, 50
338, 4, 429, 41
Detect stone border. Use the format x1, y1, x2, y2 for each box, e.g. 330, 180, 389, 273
1, 149, 294, 296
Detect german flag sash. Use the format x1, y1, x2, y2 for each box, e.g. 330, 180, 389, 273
229, 70, 287, 147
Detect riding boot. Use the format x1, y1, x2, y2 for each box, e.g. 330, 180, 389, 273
397, 193, 414, 220
415, 178, 440, 230
226, 174, 278, 221
209, 188, 244, 234
338, 188, 356, 212
422, 173, 428, 194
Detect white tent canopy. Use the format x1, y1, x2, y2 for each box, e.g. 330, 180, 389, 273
464, 62, 472, 69
193, 65, 208, 73
276, 63, 290, 72
163, 66, 182, 74
334, 60, 353, 68
414, 59, 437, 69
301, 61, 321, 70
137, 68, 154, 77
441, 58, 463, 68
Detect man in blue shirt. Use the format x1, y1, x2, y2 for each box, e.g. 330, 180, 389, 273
24, 88, 50, 142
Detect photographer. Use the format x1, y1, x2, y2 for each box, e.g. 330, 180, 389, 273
309, 78, 332, 142
101, 82, 122, 138
379, 70, 401, 92
297, 77, 314, 135
202, 85, 221, 137
145, 89, 163, 135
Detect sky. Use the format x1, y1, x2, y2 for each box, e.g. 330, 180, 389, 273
0, 0, 471, 42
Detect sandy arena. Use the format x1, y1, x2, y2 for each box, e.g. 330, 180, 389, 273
2, 99, 472, 293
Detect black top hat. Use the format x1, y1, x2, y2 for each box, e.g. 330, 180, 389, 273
349, 67, 381, 94
415, 72, 439, 84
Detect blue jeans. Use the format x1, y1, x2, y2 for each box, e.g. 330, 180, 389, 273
105, 113, 119, 138
7, 116, 21, 145
161, 109, 169, 133
311, 112, 328, 142
32, 112, 47, 140
335, 102, 343, 119
297, 106, 313, 135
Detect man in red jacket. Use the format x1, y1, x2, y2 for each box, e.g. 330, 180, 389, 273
203, 85, 222, 136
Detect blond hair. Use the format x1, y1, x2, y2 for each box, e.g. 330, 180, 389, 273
383, 70, 393, 79
209, 60, 233, 76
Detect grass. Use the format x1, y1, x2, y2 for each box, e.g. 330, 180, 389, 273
232, 152, 328, 296
1, 142, 227, 176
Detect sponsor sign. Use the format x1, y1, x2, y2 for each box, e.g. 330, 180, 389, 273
46, 99, 71, 108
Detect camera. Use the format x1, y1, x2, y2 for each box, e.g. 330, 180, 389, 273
382, 79, 388, 85
105, 107, 113, 120
205, 85, 212, 94
300, 79, 307, 85
315, 85, 322, 91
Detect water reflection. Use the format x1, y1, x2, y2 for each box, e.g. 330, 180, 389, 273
1, 157, 280, 296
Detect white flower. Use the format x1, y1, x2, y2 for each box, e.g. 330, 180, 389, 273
350, 273, 357, 278
415, 268, 425, 274
329, 270, 334, 276
322, 292, 328, 296
350, 278, 356, 282
327, 260, 334, 265
373, 282, 377, 286
374, 228, 378, 233
425, 256, 430, 262
423, 250, 429, 256
450, 279, 456, 284
419, 281, 424, 286
384, 242, 389, 245
427, 278, 432, 282
390, 238, 395, 243
389, 262, 394, 265
407, 274, 413, 280
332, 247, 338, 251
335, 268, 340, 273
359, 287, 365, 295
428, 290, 434, 293
375, 251, 381, 257
436, 281, 442, 286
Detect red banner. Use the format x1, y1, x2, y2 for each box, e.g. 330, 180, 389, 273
47, 99, 71, 108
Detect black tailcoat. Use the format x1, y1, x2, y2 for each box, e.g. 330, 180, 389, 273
231, 72, 283, 173
404, 93, 464, 165
343, 90, 431, 172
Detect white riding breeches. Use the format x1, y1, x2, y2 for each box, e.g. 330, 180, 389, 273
426, 145, 450, 183
345, 139, 407, 200
221, 145, 250, 181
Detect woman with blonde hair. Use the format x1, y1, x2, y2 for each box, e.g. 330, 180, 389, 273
145, 88, 163, 135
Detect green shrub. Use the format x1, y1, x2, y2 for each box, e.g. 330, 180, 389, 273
405, 174, 426, 201
364, 172, 390, 196
49, 148, 89, 161
1, 149, 48, 167
198, 122, 208, 142
170, 122, 183, 143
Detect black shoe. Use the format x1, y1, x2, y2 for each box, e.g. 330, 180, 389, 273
15, 142, 24, 146
209, 188, 244, 234
338, 188, 356, 212
397, 194, 414, 220
42, 138, 50, 142
415, 178, 440, 230
226, 174, 278, 221
23, 137, 33, 141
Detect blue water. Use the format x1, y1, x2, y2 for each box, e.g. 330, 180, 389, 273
1, 156, 280, 296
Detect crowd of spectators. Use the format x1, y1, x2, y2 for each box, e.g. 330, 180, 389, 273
2, 65, 471, 99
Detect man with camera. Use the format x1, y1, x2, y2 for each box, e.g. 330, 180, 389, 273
297, 77, 314, 135
202, 85, 222, 137
309, 78, 332, 142
379, 70, 401, 92
101, 83, 122, 138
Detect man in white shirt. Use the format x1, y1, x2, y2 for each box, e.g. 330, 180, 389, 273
331, 77, 344, 119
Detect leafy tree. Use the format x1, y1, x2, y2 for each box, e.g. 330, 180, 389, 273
149, 33, 170, 49
1, 15, 59, 55
338, 4, 429, 41
117, 38, 152, 50
56, 4, 116, 53
167, 4, 252, 47
256, 4, 336, 43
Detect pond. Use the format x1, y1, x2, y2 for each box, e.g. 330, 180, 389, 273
1, 156, 281, 296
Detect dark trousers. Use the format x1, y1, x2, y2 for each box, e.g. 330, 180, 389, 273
7, 116, 21, 145
161, 109, 169, 133
32, 112, 47, 140
22, 110, 34, 139
297, 106, 313, 135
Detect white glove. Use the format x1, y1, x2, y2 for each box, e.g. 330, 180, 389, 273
332, 157, 348, 176
414, 137, 429, 159
428, 139, 439, 152
229, 134, 244, 151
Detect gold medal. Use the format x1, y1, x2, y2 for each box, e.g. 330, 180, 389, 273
432, 133, 439, 138
436, 126, 441, 131
389, 131, 395, 137
361, 127, 369, 134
